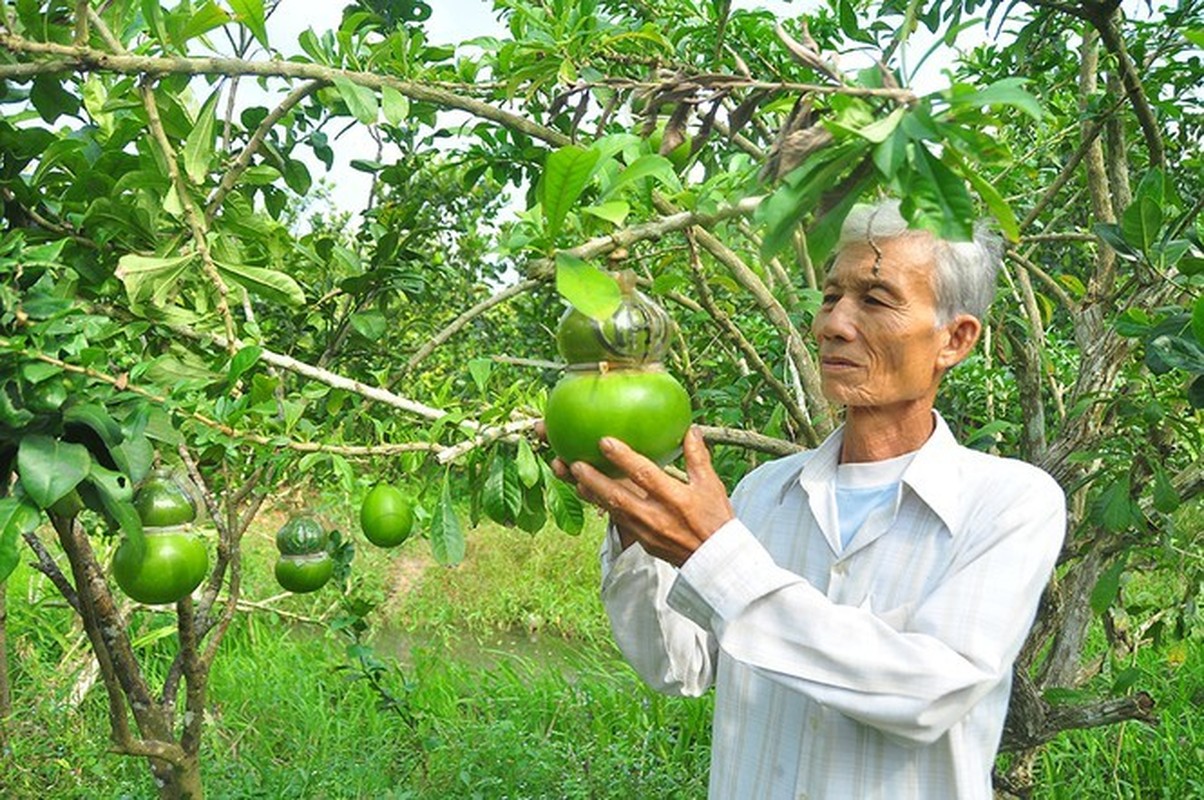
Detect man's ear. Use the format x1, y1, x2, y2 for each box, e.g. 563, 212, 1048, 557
936, 314, 982, 370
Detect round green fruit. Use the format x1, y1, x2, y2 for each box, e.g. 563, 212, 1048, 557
112, 528, 209, 605
134, 469, 197, 528
544, 367, 692, 477
275, 516, 328, 556
274, 553, 334, 594
360, 484, 414, 548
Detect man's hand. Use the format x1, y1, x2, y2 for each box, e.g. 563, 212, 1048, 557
563, 426, 734, 567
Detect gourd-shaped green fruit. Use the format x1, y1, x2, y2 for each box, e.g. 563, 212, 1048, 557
555, 270, 672, 367
112, 469, 208, 605
274, 516, 333, 593
546, 270, 691, 475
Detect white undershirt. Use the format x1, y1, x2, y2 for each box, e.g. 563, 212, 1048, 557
834, 451, 916, 547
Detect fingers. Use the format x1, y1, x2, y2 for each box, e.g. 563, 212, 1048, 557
682, 426, 719, 488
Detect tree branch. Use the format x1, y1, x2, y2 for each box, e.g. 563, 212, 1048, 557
0, 32, 572, 148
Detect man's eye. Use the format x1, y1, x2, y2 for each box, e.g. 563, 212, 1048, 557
864, 295, 887, 307
821, 293, 840, 305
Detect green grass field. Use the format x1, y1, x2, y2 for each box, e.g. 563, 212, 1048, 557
1, 507, 1200, 798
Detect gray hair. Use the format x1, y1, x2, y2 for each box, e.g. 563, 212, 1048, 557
837, 200, 1003, 324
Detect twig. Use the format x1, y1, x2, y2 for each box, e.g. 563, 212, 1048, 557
395, 278, 543, 380
683, 231, 813, 439
435, 418, 542, 464
525, 196, 764, 280
205, 80, 324, 223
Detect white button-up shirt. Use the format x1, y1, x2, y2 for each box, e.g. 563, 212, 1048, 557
600, 413, 1065, 799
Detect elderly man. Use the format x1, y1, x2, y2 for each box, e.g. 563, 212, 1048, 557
557, 199, 1066, 799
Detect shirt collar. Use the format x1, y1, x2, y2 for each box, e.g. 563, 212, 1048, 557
791, 410, 966, 537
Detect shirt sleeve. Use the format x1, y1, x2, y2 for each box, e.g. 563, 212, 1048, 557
599, 522, 718, 696
668, 470, 1066, 744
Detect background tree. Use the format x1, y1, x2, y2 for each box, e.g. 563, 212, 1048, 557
0, 0, 1200, 797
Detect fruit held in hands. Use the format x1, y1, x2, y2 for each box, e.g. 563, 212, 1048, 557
360, 483, 415, 548
544, 366, 691, 477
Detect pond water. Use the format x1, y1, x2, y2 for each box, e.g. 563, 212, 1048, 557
369, 624, 616, 680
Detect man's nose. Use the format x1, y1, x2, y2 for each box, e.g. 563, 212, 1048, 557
814, 299, 856, 341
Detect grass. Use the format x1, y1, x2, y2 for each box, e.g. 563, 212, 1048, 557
1, 500, 1201, 798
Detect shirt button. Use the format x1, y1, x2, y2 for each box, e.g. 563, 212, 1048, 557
832, 562, 847, 576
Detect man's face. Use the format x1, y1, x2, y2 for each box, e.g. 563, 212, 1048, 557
812, 235, 956, 410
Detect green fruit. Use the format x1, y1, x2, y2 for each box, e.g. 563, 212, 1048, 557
360, 484, 414, 548
274, 553, 334, 594
133, 469, 196, 528
275, 516, 328, 556
555, 270, 672, 366
112, 528, 208, 605
544, 367, 692, 477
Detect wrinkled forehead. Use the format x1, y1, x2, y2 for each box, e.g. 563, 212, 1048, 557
824, 236, 938, 292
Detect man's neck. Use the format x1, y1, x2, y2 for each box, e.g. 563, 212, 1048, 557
840, 402, 936, 464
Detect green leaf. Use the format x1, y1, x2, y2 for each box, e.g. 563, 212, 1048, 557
30, 74, 81, 124
947, 77, 1043, 121
853, 106, 906, 144
942, 144, 1020, 242
215, 261, 306, 306
1189, 375, 1204, 409
1093, 223, 1142, 262
333, 76, 378, 126
1, 497, 41, 582
228, 345, 262, 385
349, 310, 387, 341
483, 455, 522, 525
902, 147, 975, 241
468, 358, 493, 393
1151, 464, 1180, 515
430, 475, 466, 566
182, 89, 220, 184
283, 159, 312, 195
17, 435, 92, 510
1110, 666, 1144, 695
381, 86, 409, 126
1148, 334, 1204, 373
540, 145, 600, 241
178, 1, 232, 42
515, 438, 540, 489
555, 253, 621, 321
1094, 476, 1135, 534
115, 253, 195, 308
601, 154, 680, 199
228, 0, 270, 50
1089, 557, 1127, 616
541, 461, 584, 535
581, 201, 631, 226
1121, 196, 1162, 254
1192, 295, 1204, 347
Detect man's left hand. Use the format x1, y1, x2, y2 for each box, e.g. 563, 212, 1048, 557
568, 426, 734, 567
